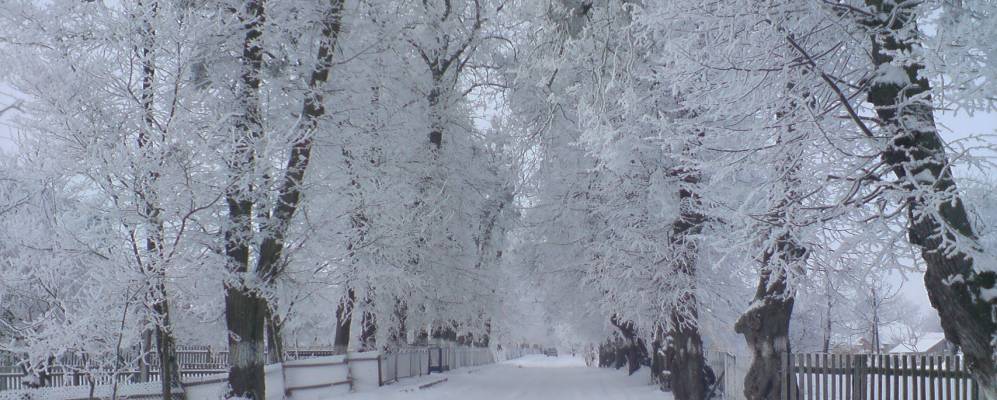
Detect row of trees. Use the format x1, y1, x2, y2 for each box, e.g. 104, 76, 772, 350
507, 1, 996, 399
0, 1, 995, 400
0, 1, 518, 399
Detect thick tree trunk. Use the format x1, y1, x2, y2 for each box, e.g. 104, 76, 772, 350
360, 309, 377, 350
735, 242, 800, 400
668, 308, 706, 400
650, 325, 667, 386
225, 290, 267, 399
861, 2, 997, 397
224, 0, 267, 398
609, 316, 648, 376
667, 172, 707, 400
334, 289, 355, 353
154, 307, 182, 400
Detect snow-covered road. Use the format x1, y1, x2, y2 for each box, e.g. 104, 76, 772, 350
342, 355, 671, 400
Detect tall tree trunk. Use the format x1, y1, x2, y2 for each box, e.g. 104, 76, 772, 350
734, 78, 813, 400
223, 2, 345, 397
224, 0, 268, 398
861, 2, 996, 397
667, 172, 707, 400
135, 3, 183, 397
253, 0, 345, 351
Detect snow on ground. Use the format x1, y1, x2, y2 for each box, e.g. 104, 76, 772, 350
339, 355, 670, 400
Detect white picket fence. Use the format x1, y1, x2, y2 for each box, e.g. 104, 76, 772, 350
378, 346, 495, 385
0, 347, 503, 400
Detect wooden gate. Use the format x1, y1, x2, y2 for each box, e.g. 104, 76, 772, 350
781, 353, 981, 400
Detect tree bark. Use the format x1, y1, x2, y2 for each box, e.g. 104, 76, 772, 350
154, 310, 182, 399
223, 2, 345, 397
360, 307, 377, 350
223, 1, 268, 398
861, 2, 997, 397
667, 172, 707, 400
265, 311, 285, 363
609, 316, 648, 376
135, 2, 183, 397
334, 289, 355, 354
650, 325, 667, 386
138, 330, 151, 383
735, 234, 803, 400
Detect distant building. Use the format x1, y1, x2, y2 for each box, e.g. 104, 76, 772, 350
888, 332, 957, 355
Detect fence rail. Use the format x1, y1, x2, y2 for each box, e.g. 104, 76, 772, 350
781, 353, 981, 400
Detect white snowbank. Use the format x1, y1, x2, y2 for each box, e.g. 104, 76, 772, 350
503, 354, 586, 368
336, 354, 668, 400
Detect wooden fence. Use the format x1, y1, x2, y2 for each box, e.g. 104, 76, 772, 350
781, 353, 981, 400
707, 350, 745, 400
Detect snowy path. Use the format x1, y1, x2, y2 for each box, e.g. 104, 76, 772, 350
342, 355, 670, 400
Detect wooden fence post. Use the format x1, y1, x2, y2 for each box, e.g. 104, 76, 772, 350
852, 354, 865, 400
377, 353, 383, 387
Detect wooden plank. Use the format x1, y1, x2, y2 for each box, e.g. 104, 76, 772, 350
838, 354, 845, 400
807, 354, 814, 400
845, 354, 853, 400
782, 352, 789, 400
892, 355, 900, 400
856, 354, 865, 400
961, 356, 968, 400
831, 354, 837, 400
929, 356, 936, 400
954, 355, 961, 400
944, 355, 952, 400
862, 354, 869, 400
920, 355, 927, 400
884, 354, 890, 400
823, 353, 829, 400
882, 354, 890, 400
790, 353, 798, 400
902, 355, 909, 400
875, 354, 882, 400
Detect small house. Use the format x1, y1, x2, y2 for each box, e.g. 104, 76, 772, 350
888, 332, 956, 355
